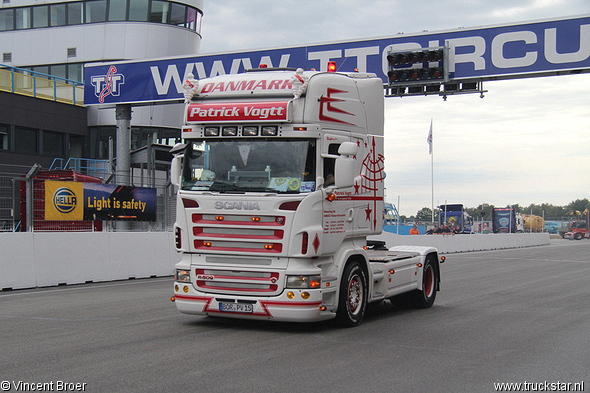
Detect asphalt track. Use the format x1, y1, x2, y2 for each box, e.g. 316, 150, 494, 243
1, 238, 588, 393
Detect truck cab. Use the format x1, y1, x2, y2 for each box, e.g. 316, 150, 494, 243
170, 67, 442, 326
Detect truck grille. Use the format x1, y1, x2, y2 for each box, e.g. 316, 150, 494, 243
195, 268, 282, 295
191, 213, 285, 254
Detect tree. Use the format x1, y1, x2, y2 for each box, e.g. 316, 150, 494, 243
416, 207, 433, 222
567, 199, 590, 214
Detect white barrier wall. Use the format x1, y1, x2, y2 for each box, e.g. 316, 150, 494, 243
0, 232, 180, 290
0, 232, 550, 291
370, 232, 550, 254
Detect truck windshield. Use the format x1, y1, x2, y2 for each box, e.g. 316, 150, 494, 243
181, 139, 316, 193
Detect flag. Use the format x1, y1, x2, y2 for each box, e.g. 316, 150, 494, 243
427, 119, 433, 154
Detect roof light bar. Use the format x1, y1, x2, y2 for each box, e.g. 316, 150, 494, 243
261, 126, 278, 136
204, 126, 220, 136
222, 126, 238, 136
242, 126, 259, 136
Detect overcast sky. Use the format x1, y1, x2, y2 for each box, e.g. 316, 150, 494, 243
197, 1, 590, 217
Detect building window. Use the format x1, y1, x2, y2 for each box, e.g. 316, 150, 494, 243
128, 0, 149, 21
0, 1, 202, 32
43, 131, 64, 157
0, 124, 9, 150
0, 8, 14, 31
89, 126, 116, 159
157, 127, 180, 146
31, 65, 49, 78
14, 127, 37, 154
150, 0, 168, 23
67, 2, 83, 25
85, 0, 107, 23
169, 2, 185, 26
186, 6, 197, 30
32, 5, 49, 28
50, 64, 67, 80
67, 63, 83, 83
50, 4, 66, 26
15, 7, 31, 29
2, 52, 11, 63
108, 0, 127, 21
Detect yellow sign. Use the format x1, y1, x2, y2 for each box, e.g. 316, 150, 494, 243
45, 180, 84, 221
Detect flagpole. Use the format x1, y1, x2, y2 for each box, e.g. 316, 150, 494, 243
429, 118, 434, 224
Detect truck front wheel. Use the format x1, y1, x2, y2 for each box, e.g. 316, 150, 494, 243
336, 260, 367, 327
574, 232, 583, 240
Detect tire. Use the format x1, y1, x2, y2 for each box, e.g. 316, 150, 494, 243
574, 232, 583, 240
409, 256, 438, 309
336, 260, 368, 327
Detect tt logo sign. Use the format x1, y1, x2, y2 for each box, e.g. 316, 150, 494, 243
91, 65, 125, 103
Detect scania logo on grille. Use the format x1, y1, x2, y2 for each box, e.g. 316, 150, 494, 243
214, 201, 260, 210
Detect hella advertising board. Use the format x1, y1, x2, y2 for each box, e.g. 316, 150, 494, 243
44, 181, 157, 221
85, 15, 590, 105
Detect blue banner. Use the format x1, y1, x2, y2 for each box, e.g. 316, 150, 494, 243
84, 184, 157, 221
85, 15, 590, 105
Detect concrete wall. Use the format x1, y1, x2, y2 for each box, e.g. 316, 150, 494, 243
1, 231, 550, 291
370, 232, 550, 254
0, 232, 179, 290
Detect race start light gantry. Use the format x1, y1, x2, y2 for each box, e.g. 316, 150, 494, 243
385, 46, 486, 98
387, 47, 446, 84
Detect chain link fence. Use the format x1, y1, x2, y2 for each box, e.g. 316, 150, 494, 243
0, 163, 176, 232
0, 164, 30, 231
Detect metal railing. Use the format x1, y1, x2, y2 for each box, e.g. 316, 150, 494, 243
0, 64, 84, 106
50, 158, 110, 180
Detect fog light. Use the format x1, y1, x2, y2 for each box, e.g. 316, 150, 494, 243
175, 284, 179, 292
301, 292, 310, 300
287, 291, 295, 299
183, 286, 189, 293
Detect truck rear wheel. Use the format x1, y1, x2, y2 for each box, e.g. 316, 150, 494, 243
336, 260, 367, 327
409, 256, 438, 308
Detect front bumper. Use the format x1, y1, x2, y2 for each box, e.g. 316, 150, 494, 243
173, 283, 336, 322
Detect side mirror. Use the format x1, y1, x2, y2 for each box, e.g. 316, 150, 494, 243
334, 142, 357, 189
170, 155, 182, 187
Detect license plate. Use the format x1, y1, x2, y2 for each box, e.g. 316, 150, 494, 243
219, 302, 253, 313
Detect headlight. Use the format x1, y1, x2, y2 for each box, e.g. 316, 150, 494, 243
286, 275, 321, 289
175, 269, 191, 282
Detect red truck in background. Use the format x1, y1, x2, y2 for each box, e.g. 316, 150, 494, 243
564, 211, 590, 240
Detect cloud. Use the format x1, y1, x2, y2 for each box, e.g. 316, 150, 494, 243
197, 1, 590, 217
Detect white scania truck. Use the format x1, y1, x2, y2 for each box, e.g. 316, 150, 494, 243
170, 65, 444, 326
